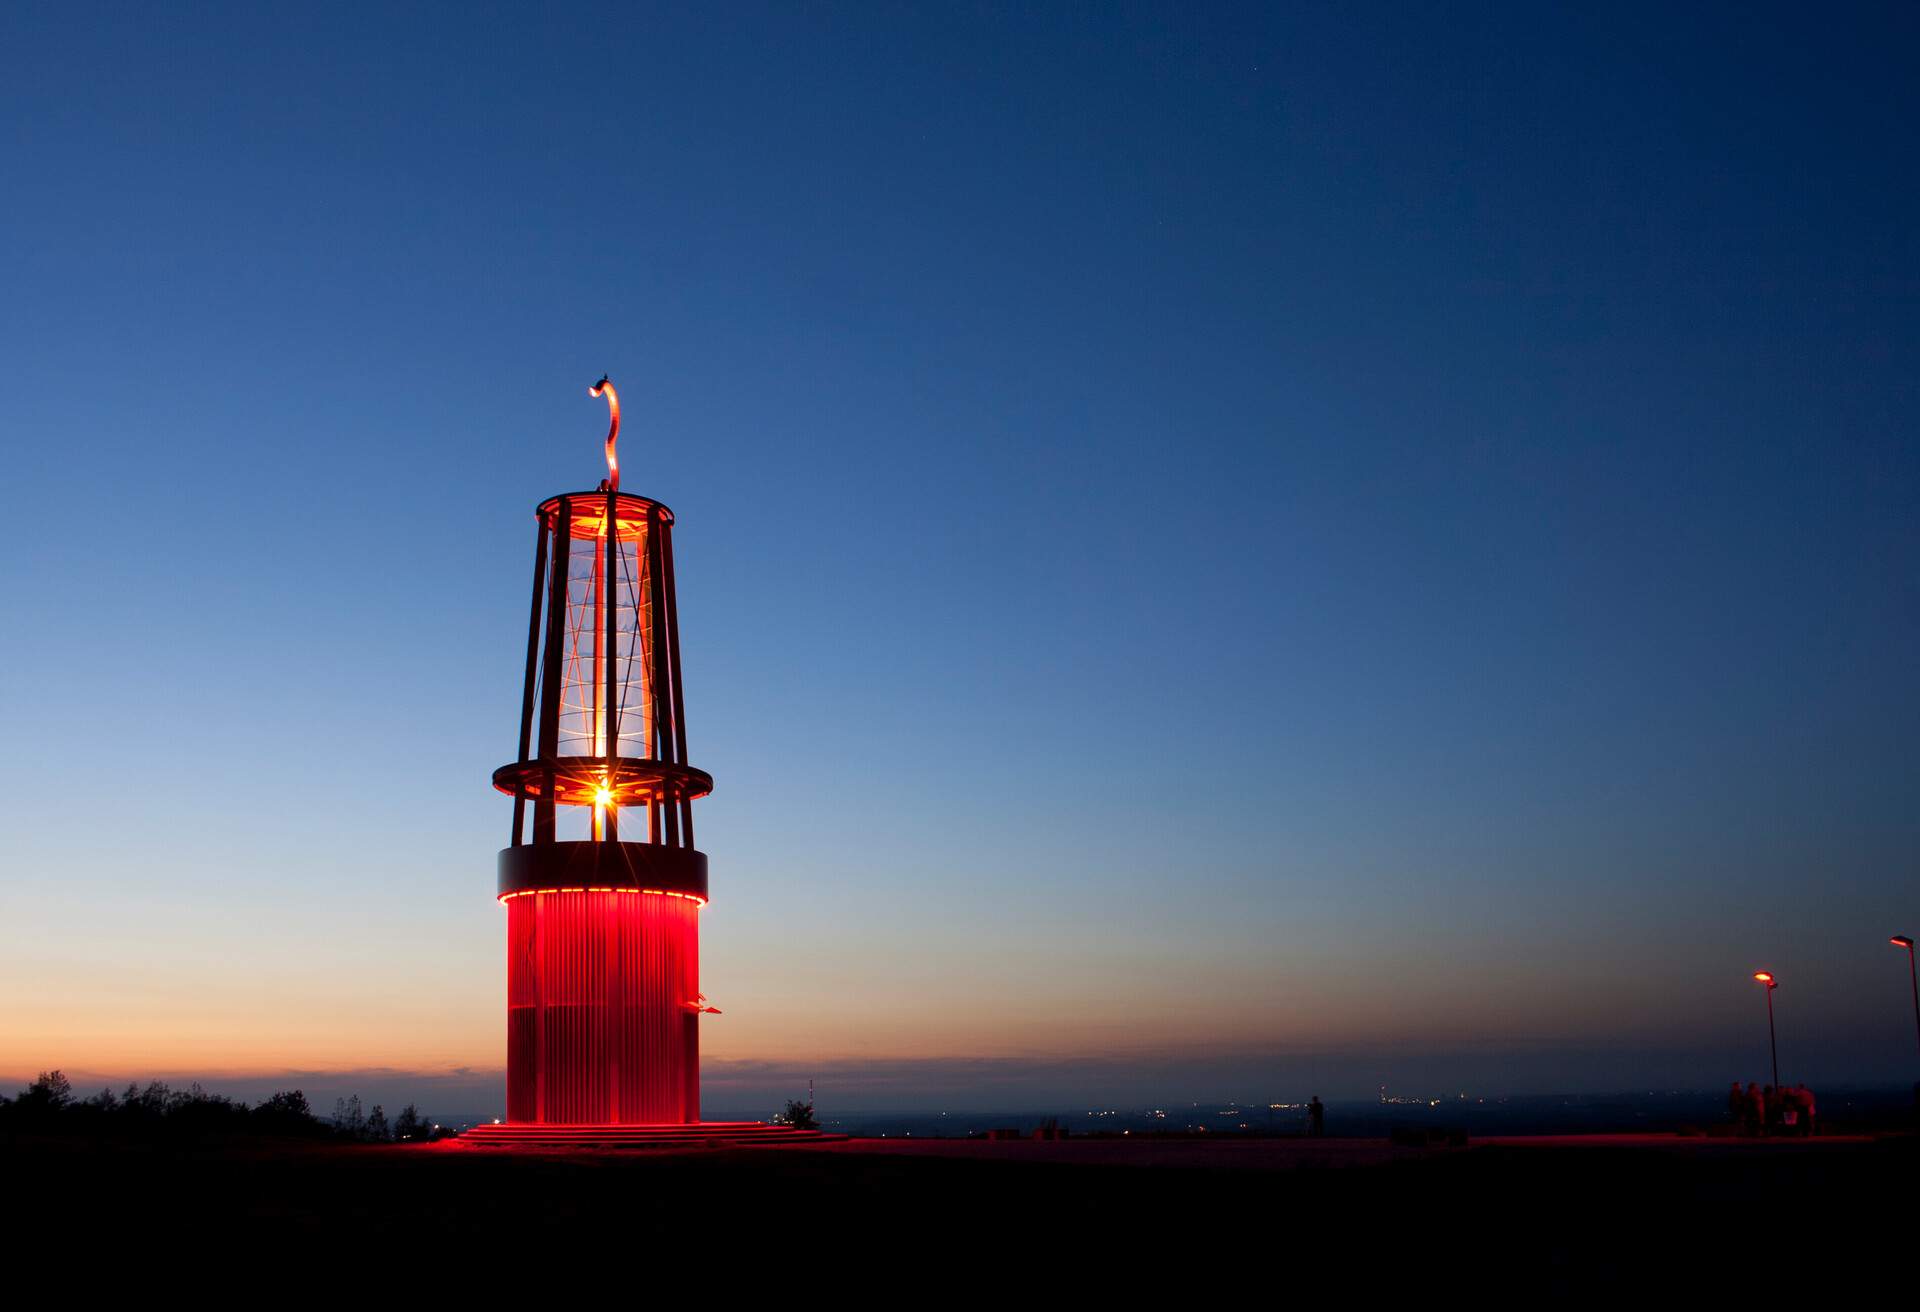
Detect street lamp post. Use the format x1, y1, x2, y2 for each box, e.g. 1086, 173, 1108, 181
1753, 971, 1780, 1091
1893, 936, 1919, 1063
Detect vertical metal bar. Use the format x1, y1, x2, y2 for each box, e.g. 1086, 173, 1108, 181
588, 498, 604, 842
603, 488, 620, 842
647, 508, 671, 764
534, 893, 545, 1123
661, 517, 694, 847
647, 506, 680, 846
641, 511, 659, 845
512, 510, 550, 847
534, 498, 571, 844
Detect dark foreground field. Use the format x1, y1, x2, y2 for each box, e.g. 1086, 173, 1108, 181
6, 1131, 1911, 1292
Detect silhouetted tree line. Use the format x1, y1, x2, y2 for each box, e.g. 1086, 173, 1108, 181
0, 1070, 445, 1143
324, 1093, 439, 1142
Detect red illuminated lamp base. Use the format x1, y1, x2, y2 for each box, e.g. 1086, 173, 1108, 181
506, 890, 702, 1124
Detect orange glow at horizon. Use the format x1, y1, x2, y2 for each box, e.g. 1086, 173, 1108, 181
1, 945, 1762, 1086
2, 883, 1815, 1086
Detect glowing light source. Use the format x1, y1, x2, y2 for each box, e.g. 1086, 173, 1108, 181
1753, 971, 1775, 986
1893, 935, 1916, 950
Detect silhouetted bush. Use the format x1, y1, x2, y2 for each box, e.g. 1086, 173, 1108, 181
387, 1102, 446, 1141
253, 1090, 333, 1139
9, 1070, 73, 1121
332, 1094, 366, 1138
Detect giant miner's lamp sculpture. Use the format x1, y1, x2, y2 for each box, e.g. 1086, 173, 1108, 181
460, 382, 813, 1146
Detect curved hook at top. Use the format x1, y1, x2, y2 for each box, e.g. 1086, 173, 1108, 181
588, 375, 620, 491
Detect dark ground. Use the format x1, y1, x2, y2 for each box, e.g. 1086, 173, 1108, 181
6, 1131, 1911, 1293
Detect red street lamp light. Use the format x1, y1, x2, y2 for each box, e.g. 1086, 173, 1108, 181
1752, 971, 1780, 1092
1892, 935, 1919, 1063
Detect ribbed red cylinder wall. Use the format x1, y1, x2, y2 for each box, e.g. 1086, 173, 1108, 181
506, 890, 701, 1124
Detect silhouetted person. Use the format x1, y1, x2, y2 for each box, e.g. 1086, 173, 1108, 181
1728, 1081, 1744, 1127
1307, 1096, 1324, 1137
1744, 1081, 1764, 1134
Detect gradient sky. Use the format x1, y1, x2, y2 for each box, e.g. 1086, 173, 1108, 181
3, 2, 1917, 1115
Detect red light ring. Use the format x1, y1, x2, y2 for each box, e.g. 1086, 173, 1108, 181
497, 886, 706, 907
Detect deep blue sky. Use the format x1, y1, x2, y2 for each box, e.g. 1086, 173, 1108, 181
2, 2, 1917, 1114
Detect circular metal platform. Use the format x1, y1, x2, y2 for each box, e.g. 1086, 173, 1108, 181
491, 756, 713, 808
496, 841, 709, 901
